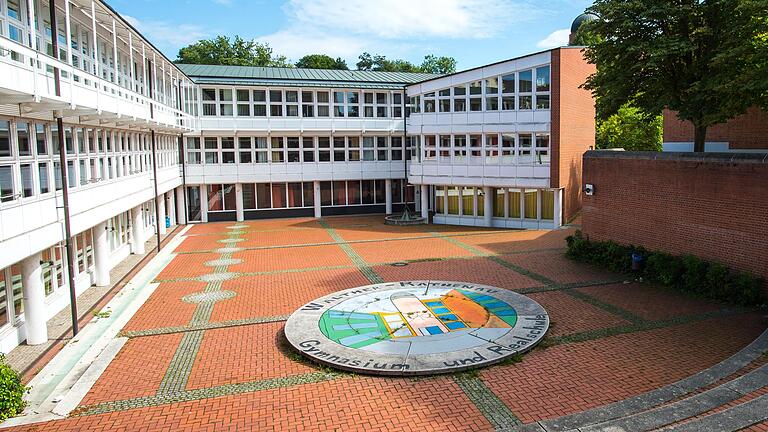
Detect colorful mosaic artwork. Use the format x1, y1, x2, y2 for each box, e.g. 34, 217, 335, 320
285, 281, 549, 375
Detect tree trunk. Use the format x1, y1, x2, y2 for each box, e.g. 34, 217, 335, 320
693, 123, 707, 153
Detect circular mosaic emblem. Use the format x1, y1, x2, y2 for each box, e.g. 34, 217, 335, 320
285, 281, 549, 376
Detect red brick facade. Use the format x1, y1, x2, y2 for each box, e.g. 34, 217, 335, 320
582, 151, 768, 282
664, 107, 768, 150
551, 47, 596, 222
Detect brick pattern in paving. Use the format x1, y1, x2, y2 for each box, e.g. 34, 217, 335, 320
9, 215, 765, 432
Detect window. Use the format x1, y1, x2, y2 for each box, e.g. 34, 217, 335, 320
17, 123, 30, 156
453, 135, 467, 162
38, 163, 50, 194
221, 137, 235, 163
302, 137, 315, 162
423, 135, 436, 160
541, 190, 555, 220
318, 137, 331, 162
287, 137, 300, 162
423, 93, 435, 113
501, 134, 515, 163
255, 137, 268, 163
317, 91, 330, 117
333, 137, 346, 162
271, 137, 285, 162
536, 95, 550, 110
253, 90, 267, 116
0, 166, 14, 202
187, 137, 201, 164
287, 183, 303, 207
272, 183, 286, 208
303, 182, 314, 207
348, 136, 360, 161
536, 66, 550, 92
508, 190, 521, 218
202, 89, 216, 116
494, 188, 505, 217
286, 91, 299, 116
519, 70, 533, 93
462, 187, 474, 216
242, 184, 256, 209
391, 137, 403, 161
502, 74, 515, 94
447, 187, 459, 215
519, 134, 533, 162
535, 134, 550, 164
219, 90, 233, 116
239, 137, 252, 163
362, 137, 375, 161
0, 121, 10, 157
524, 190, 537, 219
302, 91, 314, 117
256, 183, 271, 209
237, 89, 250, 116
204, 137, 218, 163
35, 124, 47, 155
376, 137, 388, 161
270, 90, 283, 117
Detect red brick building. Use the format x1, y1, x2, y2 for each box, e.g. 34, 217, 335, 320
663, 107, 768, 152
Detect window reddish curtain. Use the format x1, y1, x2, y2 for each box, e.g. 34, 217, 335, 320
272, 183, 286, 208
207, 185, 223, 211
287, 183, 303, 208
333, 181, 347, 206
347, 181, 361, 205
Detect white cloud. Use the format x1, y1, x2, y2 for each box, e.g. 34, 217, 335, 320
123, 15, 212, 54
256, 0, 547, 63
537, 28, 570, 49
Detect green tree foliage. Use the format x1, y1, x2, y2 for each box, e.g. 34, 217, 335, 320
582, 0, 768, 152
176, 36, 291, 67
295, 54, 349, 70
356, 52, 456, 74
596, 104, 662, 151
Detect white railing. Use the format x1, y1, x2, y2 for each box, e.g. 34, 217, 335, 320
0, 36, 194, 131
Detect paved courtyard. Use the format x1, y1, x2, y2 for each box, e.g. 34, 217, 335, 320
10, 215, 767, 431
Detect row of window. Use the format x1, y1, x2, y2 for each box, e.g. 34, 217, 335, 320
434, 187, 555, 220
0, 119, 179, 204
186, 136, 407, 164
412, 133, 551, 165
409, 66, 551, 114
0, 0, 187, 112
201, 88, 404, 119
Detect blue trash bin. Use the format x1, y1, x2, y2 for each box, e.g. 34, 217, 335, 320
631, 252, 644, 271
165, 216, 171, 228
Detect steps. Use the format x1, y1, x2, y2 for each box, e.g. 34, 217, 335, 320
507, 329, 768, 432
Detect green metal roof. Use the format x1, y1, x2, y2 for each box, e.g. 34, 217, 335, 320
176, 64, 439, 88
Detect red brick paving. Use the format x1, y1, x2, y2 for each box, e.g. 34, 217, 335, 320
500, 250, 617, 284
376, 257, 542, 291
156, 253, 221, 280
526, 291, 631, 337
576, 282, 722, 321
212, 269, 369, 320
187, 322, 314, 390
240, 229, 333, 248
482, 314, 766, 424
81, 333, 183, 405
9, 215, 765, 432
351, 237, 475, 264
230, 244, 353, 273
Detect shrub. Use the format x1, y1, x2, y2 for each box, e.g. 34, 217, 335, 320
565, 232, 766, 307
0, 355, 26, 420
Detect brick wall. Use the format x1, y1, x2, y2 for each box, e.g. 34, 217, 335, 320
582, 151, 768, 282
664, 107, 768, 150
551, 47, 596, 222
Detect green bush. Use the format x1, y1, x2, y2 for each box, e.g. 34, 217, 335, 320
565, 231, 766, 307
0, 355, 25, 420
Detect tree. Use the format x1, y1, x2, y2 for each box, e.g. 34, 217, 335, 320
176, 36, 291, 67
356, 52, 457, 74
582, 0, 768, 152
295, 54, 348, 70
420, 55, 457, 74
596, 104, 663, 151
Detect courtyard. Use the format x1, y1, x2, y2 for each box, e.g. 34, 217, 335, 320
7, 215, 766, 431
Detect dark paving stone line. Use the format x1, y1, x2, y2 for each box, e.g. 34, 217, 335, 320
454, 374, 522, 429
657, 393, 768, 432
579, 364, 768, 432
562, 288, 647, 325
319, 219, 384, 284
73, 372, 342, 417
120, 315, 291, 338
523, 328, 768, 432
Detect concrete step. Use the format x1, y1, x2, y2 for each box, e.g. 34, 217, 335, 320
657, 393, 768, 432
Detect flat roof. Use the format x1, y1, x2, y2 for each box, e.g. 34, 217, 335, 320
177, 64, 439, 89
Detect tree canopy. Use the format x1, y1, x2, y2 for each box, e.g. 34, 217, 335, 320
596, 104, 663, 151
295, 54, 349, 70
175, 36, 291, 67
582, 0, 768, 152
356, 53, 456, 74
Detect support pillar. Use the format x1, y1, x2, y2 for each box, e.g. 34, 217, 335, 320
235, 183, 244, 222
483, 186, 493, 228
21, 252, 47, 345
94, 221, 110, 287
158, 192, 167, 235
420, 184, 429, 220
167, 190, 176, 226
200, 185, 209, 223
553, 189, 563, 228
175, 186, 186, 225
385, 179, 393, 215
313, 181, 321, 219
131, 206, 145, 255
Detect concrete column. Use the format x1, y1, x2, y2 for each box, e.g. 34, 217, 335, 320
313, 181, 322, 219
158, 192, 167, 235
167, 190, 176, 226
94, 221, 110, 287
200, 185, 209, 223
131, 206, 145, 255
553, 189, 563, 228
385, 179, 393, 215
415, 187, 421, 212
175, 186, 186, 225
21, 252, 47, 345
420, 184, 429, 219
483, 186, 493, 227
235, 183, 244, 222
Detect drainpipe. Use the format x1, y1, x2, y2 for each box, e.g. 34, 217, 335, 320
57, 117, 78, 336
49, 0, 61, 96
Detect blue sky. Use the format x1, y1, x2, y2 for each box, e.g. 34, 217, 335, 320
112, 0, 593, 71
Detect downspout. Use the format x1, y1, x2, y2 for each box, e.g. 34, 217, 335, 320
151, 130, 161, 251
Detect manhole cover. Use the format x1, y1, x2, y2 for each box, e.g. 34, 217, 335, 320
285, 280, 549, 376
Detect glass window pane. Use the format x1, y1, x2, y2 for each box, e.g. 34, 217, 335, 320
536, 66, 550, 92
242, 184, 256, 209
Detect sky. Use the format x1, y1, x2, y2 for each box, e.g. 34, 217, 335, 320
110, 0, 593, 71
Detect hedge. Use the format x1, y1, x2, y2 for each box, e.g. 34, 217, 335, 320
0, 355, 26, 420
565, 230, 766, 307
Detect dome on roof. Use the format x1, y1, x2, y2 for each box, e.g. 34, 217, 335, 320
571, 13, 598, 33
